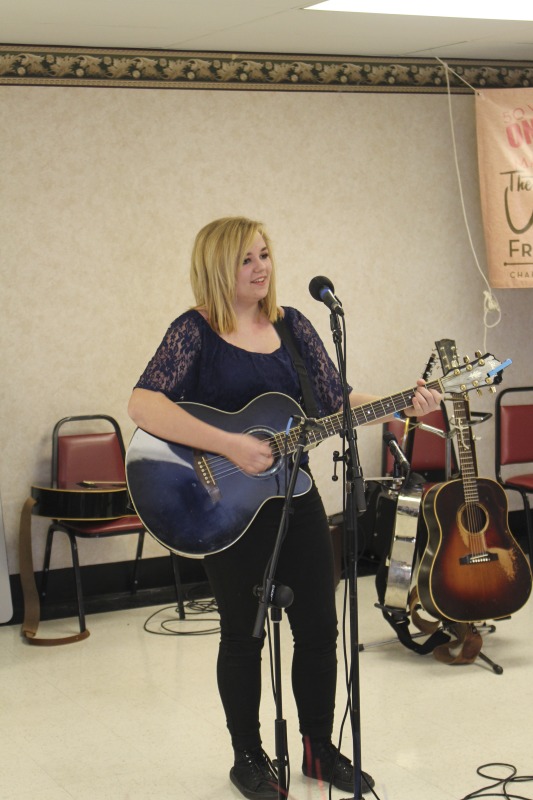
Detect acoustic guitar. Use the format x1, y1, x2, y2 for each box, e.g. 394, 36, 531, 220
30, 482, 130, 520
417, 340, 532, 622
125, 352, 510, 558
20, 481, 133, 646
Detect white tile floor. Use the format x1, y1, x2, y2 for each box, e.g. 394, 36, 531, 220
1, 575, 532, 800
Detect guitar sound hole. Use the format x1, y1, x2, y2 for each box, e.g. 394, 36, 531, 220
458, 503, 488, 534
245, 426, 282, 477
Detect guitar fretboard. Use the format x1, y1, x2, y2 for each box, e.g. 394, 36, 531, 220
270, 381, 442, 457
452, 394, 480, 505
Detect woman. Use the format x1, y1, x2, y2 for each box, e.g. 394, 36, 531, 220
128, 216, 442, 799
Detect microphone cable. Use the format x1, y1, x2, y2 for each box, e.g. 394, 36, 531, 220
460, 762, 533, 800
143, 586, 220, 636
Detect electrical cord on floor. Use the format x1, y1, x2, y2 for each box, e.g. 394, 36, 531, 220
460, 763, 533, 800
143, 587, 220, 636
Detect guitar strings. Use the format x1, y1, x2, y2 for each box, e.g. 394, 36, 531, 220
198, 429, 303, 481
453, 402, 488, 557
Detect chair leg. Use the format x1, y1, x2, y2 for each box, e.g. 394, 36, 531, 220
40, 525, 86, 633
67, 533, 87, 634
522, 494, 533, 560
170, 553, 186, 620
131, 531, 145, 593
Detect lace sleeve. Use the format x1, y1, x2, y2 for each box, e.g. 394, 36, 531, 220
134, 311, 202, 401
284, 307, 351, 417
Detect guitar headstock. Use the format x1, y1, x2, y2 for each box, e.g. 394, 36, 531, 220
439, 352, 512, 396
435, 338, 459, 374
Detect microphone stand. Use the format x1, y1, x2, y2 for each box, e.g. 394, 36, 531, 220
329, 309, 367, 800
252, 417, 317, 800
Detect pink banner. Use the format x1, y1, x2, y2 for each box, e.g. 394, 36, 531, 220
476, 88, 533, 289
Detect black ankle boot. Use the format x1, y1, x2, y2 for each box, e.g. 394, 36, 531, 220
230, 747, 279, 800
302, 739, 375, 795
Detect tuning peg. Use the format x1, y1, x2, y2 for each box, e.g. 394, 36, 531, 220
476, 389, 483, 396
463, 355, 470, 363
489, 386, 497, 394
475, 350, 482, 358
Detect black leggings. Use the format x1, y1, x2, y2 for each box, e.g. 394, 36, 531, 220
203, 480, 339, 752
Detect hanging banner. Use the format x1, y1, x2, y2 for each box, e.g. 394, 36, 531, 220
475, 88, 533, 289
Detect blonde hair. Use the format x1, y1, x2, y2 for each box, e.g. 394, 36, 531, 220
190, 216, 279, 333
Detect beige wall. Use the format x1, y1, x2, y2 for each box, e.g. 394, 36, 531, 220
1, 85, 532, 575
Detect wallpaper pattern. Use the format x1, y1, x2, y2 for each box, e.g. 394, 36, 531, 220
1, 45, 533, 92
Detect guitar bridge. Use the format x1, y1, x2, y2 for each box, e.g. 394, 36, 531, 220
460, 552, 499, 565
193, 451, 221, 502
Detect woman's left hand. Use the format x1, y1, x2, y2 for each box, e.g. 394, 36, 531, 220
410, 378, 443, 418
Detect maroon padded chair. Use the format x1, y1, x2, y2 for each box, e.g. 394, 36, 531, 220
40, 415, 146, 634
495, 386, 533, 558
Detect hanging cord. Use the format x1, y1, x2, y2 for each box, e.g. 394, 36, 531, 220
436, 57, 502, 353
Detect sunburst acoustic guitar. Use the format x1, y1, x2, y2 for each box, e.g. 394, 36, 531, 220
417, 340, 532, 623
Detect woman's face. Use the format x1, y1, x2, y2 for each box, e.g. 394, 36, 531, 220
233, 232, 272, 308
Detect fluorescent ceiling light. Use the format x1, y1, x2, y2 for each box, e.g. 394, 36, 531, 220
304, 1, 533, 21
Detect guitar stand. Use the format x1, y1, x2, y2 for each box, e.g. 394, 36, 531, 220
471, 637, 503, 675
442, 620, 504, 675
360, 607, 504, 675
477, 650, 503, 674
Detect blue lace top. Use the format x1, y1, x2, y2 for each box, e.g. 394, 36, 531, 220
135, 306, 347, 417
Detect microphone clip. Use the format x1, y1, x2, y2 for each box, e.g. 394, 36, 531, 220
291, 415, 325, 433
254, 580, 294, 609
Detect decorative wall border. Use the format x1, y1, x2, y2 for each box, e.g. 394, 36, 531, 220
1, 45, 532, 93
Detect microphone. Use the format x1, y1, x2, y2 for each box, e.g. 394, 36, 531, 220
383, 432, 410, 475
308, 275, 344, 316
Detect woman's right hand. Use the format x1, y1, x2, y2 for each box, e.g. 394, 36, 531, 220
223, 433, 274, 475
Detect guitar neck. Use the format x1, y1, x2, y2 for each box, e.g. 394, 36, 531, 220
451, 393, 479, 493
279, 378, 443, 454
434, 338, 480, 502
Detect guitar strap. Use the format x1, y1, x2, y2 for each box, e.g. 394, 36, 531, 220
274, 317, 319, 418
19, 496, 89, 645
374, 580, 450, 656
